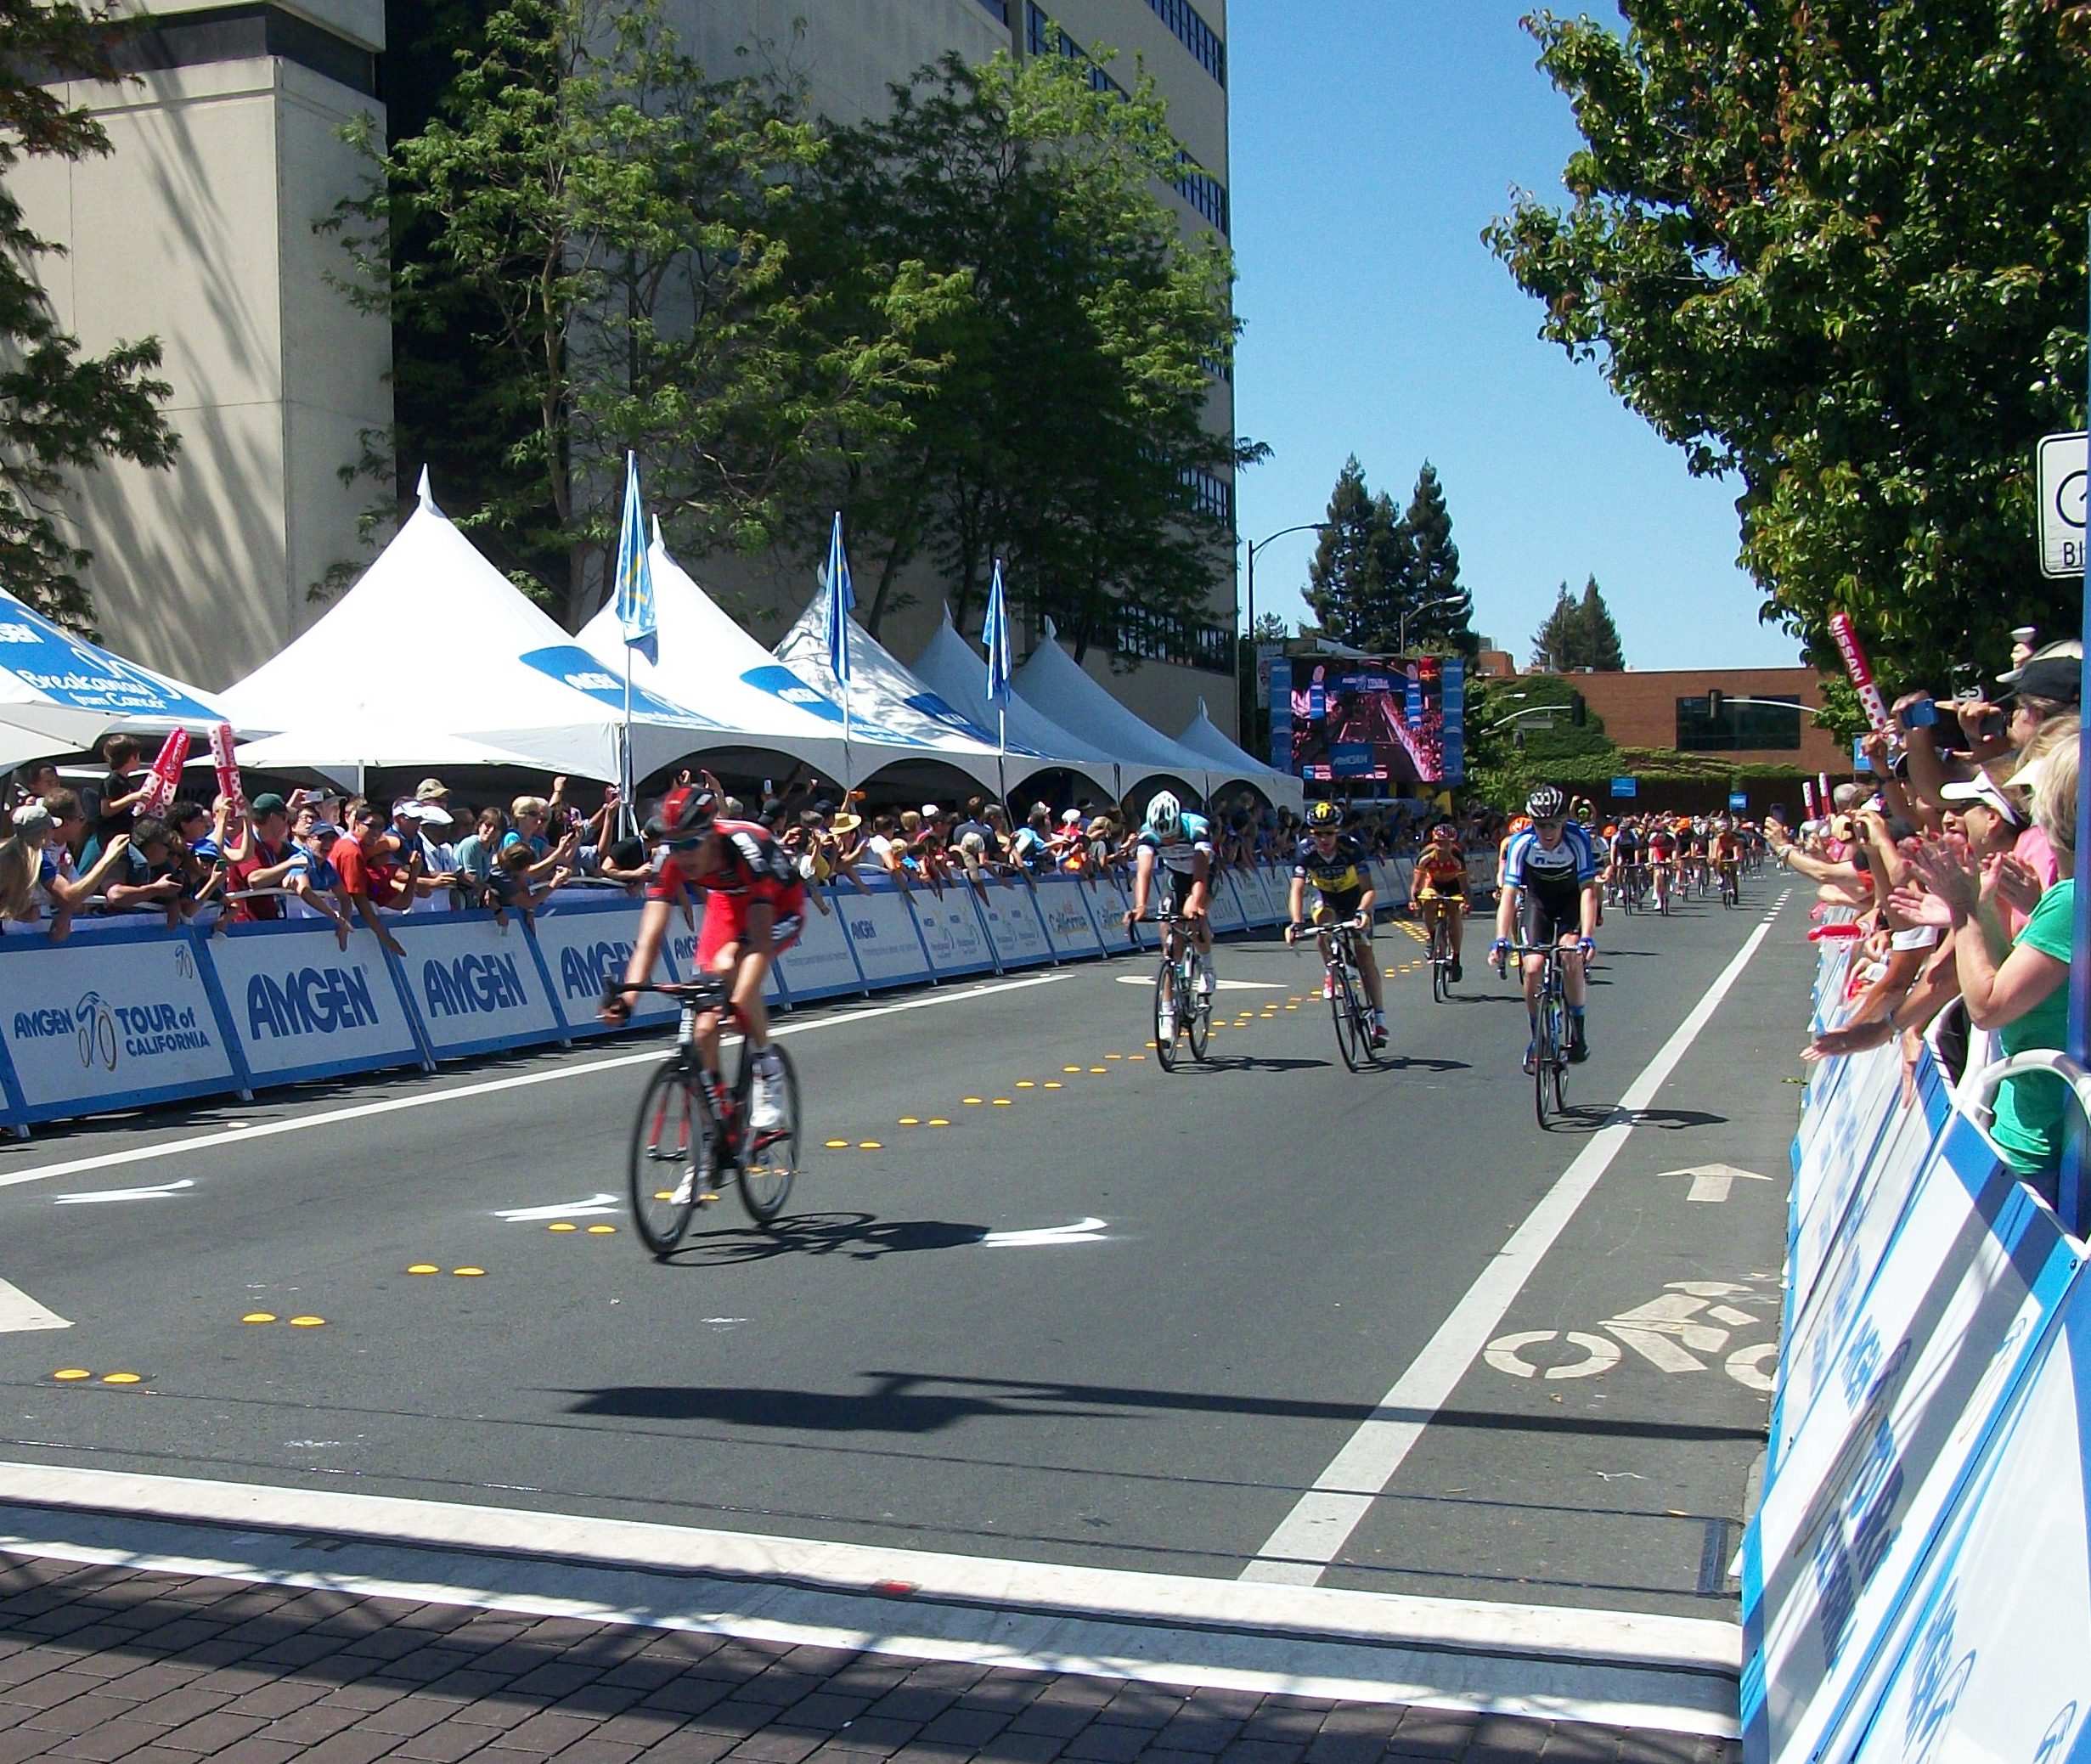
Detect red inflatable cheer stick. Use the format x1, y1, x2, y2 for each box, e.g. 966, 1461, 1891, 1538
136, 729, 189, 819
208, 722, 244, 814
1829, 612, 1893, 734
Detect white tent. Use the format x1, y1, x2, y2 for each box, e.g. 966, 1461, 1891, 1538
774, 595, 1013, 793
223, 476, 724, 785
910, 610, 1119, 798
0, 587, 239, 769
1010, 627, 1218, 802
576, 526, 926, 786
1176, 698, 1305, 812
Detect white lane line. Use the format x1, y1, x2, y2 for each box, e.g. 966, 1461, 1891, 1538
1241, 903, 1785, 1586
980, 1216, 1108, 1247
53, 1178, 194, 1205
0, 1279, 69, 1333
0, 1464, 1740, 1734
0, 973, 1065, 1195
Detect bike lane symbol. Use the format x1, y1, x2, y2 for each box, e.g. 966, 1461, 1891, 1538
1484, 1280, 1777, 1389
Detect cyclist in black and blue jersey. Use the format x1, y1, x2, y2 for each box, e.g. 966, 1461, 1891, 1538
1124, 791, 1217, 1012
1285, 799, 1385, 1045
1491, 785, 1600, 1071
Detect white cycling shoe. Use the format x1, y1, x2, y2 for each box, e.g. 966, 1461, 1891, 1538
749, 1057, 786, 1134
1195, 961, 1215, 1000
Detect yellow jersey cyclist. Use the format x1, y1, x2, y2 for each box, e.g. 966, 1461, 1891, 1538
1285, 800, 1386, 1048
1491, 786, 1601, 1072
1408, 819, 1468, 981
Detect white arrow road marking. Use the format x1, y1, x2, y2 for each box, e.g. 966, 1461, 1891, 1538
980, 1217, 1108, 1248
53, 1179, 194, 1206
495, 1194, 621, 1222
1656, 1164, 1772, 1204
0, 1279, 69, 1333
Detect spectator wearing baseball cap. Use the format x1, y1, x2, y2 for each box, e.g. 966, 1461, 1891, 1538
226, 792, 294, 922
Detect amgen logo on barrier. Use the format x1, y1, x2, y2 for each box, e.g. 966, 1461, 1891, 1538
558, 940, 635, 1000
245, 967, 380, 1039
12, 990, 206, 1067
421, 951, 527, 1017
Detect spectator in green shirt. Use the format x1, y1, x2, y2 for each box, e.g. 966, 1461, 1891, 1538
1913, 739, 2078, 1194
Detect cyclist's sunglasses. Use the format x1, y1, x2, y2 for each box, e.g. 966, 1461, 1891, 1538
1533, 816, 1565, 830
662, 831, 708, 851
1310, 827, 1341, 838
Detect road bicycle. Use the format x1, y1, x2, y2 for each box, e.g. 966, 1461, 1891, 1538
1141, 910, 1210, 1069
1294, 917, 1379, 1070
1719, 860, 1741, 910
1501, 940, 1579, 1130
1423, 901, 1457, 1003
611, 978, 802, 1256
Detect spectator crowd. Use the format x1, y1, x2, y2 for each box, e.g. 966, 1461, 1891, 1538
1789, 630, 2083, 1203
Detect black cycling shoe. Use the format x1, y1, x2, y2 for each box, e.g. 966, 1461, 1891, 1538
1450, 958, 1463, 983
1568, 1026, 1590, 1064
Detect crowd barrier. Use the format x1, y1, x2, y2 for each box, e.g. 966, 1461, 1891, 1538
0, 856, 1419, 1136
1741, 921, 2091, 1764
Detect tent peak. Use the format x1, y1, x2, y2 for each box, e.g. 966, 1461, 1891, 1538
415, 466, 437, 514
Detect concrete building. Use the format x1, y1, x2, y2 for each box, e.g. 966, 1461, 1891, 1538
1543, 667, 1847, 775
19, 0, 1236, 735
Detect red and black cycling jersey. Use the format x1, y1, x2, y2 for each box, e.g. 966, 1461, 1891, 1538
645, 819, 801, 908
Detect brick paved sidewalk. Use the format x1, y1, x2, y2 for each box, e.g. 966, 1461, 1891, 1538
0, 1557, 1738, 1764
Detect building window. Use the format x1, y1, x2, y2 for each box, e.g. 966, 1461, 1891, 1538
1142, 0, 1226, 86
1113, 606, 1233, 673
974, 0, 1009, 20
1025, 4, 1230, 234
1181, 466, 1234, 527
1676, 695, 1802, 752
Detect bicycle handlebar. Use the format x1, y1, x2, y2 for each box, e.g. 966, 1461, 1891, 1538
600, 977, 729, 1007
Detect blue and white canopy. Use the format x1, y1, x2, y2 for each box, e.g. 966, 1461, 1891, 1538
1176, 698, 1304, 811
910, 609, 1119, 797
0, 587, 235, 769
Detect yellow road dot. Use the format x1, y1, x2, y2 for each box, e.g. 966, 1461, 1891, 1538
653, 1190, 674, 1201
963, 1096, 984, 1105
927, 1118, 950, 1125
1144, 1040, 1158, 1048
1089, 1066, 1106, 1073
1130, 1054, 1146, 1062
587, 1225, 616, 1235
102, 1373, 141, 1385
898, 1116, 921, 1124
53, 1369, 88, 1381
1064, 1066, 1083, 1073
452, 1267, 485, 1277
549, 1222, 578, 1232
288, 1316, 325, 1327
240, 1312, 277, 1324
1044, 1081, 1062, 1089
408, 1264, 438, 1274
1015, 1082, 1035, 1089
859, 1141, 883, 1149
826, 1138, 850, 1147
991, 1098, 1012, 1107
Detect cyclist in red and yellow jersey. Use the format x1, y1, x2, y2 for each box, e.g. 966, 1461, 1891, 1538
1409, 819, 1469, 981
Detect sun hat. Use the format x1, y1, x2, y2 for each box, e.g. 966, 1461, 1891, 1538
1939, 769, 2024, 826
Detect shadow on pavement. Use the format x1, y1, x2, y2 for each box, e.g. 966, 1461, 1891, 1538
662, 1213, 989, 1265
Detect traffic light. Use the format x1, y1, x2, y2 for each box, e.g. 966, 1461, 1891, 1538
1706, 689, 1725, 720
1570, 691, 1587, 728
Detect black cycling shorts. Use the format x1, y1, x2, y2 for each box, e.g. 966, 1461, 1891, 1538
1517, 881, 1584, 947
1313, 884, 1370, 935
1167, 867, 1202, 914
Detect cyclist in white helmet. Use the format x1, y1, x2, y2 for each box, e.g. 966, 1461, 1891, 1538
1124, 791, 1217, 1028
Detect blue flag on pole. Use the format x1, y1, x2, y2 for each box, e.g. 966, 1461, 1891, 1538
983, 560, 1012, 707
824, 511, 854, 686
613, 451, 657, 665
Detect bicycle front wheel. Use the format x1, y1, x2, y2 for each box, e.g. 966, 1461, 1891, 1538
738, 1043, 799, 1226
1153, 961, 1180, 1071
1185, 967, 1210, 1062
1331, 966, 1367, 1071
628, 1060, 707, 1258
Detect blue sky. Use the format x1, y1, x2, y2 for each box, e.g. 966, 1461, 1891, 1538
1226, 2, 1801, 670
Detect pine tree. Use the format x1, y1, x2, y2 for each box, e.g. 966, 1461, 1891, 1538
1576, 575, 1626, 670
1401, 462, 1477, 656
1304, 456, 1382, 648
1530, 583, 1582, 671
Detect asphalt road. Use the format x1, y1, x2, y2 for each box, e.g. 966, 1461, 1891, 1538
0, 874, 1809, 1626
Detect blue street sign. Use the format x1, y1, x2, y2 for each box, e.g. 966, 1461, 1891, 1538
1610, 776, 1637, 797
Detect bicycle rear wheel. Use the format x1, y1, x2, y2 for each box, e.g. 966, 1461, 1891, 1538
738, 1043, 799, 1226
628, 1060, 707, 1258
1549, 997, 1570, 1115
1429, 916, 1451, 1002
1153, 960, 1180, 1071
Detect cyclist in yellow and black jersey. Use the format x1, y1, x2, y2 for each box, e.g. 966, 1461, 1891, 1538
1285, 802, 1386, 1046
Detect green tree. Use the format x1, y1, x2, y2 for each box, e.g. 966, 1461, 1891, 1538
1485, 3, 2091, 689
1304, 456, 1383, 647
1401, 461, 1476, 655
805, 47, 1252, 649
1576, 575, 1626, 670
0, 0, 178, 628
328, 0, 953, 625
1530, 583, 1582, 671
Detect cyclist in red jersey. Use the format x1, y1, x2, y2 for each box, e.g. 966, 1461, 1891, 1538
601, 784, 805, 1131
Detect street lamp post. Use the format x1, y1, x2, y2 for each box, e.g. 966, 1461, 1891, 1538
1240, 521, 1335, 750
1398, 593, 1467, 656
